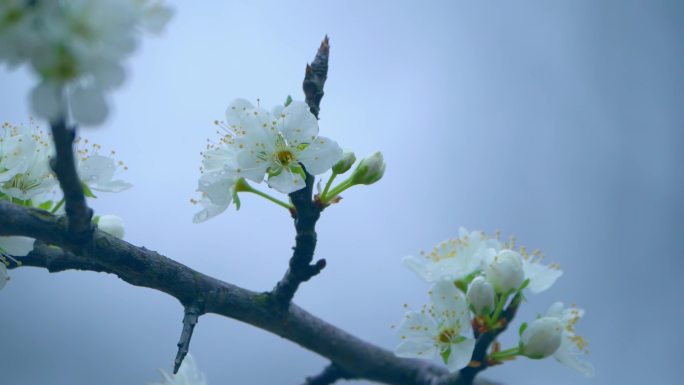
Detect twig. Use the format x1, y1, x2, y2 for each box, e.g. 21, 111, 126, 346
174, 303, 204, 374
302, 363, 353, 385
270, 36, 332, 307
49, 118, 93, 241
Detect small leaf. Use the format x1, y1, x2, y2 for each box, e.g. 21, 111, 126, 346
284, 95, 293, 107
37, 200, 54, 210
440, 347, 452, 365
82, 182, 97, 198
519, 322, 528, 336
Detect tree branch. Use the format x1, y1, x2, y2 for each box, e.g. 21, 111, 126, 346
175, 303, 204, 374
0, 199, 448, 385
302, 363, 353, 385
49, 118, 93, 241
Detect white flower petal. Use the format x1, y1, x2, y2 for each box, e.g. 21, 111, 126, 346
394, 339, 438, 359
277, 100, 318, 146
429, 281, 470, 331
446, 337, 476, 372
396, 311, 438, 340
297, 135, 343, 175
70, 85, 109, 126
522, 258, 563, 293
235, 150, 269, 183
554, 335, 595, 377
267, 167, 305, 194
0, 236, 36, 257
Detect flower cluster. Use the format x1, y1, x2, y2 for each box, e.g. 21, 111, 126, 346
192, 98, 386, 223
395, 228, 592, 377
0, 121, 130, 289
0, 0, 173, 126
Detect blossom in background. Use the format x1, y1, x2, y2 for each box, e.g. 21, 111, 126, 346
395, 281, 475, 372
150, 354, 208, 385
0, 122, 56, 201
403, 227, 499, 283
228, 98, 343, 193
544, 302, 594, 376
0, 0, 173, 126
75, 139, 132, 194
0, 235, 36, 290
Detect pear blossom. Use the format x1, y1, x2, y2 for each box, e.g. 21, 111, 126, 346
403, 228, 499, 283
97, 214, 125, 239
0, 122, 56, 201
520, 317, 563, 359
466, 276, 495, 315
520, 253, 563, 294
395, 281, 475, 372
0, 0, 173, 126
150, 354, 207, 385
545, 302, 594, 376
226, 98, 343, 194
75, 139, 132, 193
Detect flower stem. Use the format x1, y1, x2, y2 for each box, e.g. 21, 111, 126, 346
321, 177, 354, 204
245, 187, 293, 210
490, 293, 509, 326
321, 172, 337, 200
489, 346, 520, 361
51, 198, 65, 214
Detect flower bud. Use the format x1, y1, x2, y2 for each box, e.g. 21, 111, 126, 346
520, 317, 563, 359
484, 249, 525, 293
97, 215, 125, 239
350, 151, 385, 185
467, 276, 495, 315
332, 151, 356, 174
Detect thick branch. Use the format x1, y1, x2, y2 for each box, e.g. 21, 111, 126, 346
302, 363, 353, 385
0, 200, 447, 385
49, 118, 93, 241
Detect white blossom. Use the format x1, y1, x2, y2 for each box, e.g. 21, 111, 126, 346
192, 167, 238, 223
150, 354, 207, 385
545, 302, 594, 376
403, 227, 498, 283
395, 281, 475, 372
0, 0, 173, 126
520, 317, 563, 359
75, 139, 132, 193
227, 98, 343, 194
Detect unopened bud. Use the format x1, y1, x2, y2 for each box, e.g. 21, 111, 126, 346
97, 215, 125, 239
520, 317, 563, 359
332, 151, 356, 174
467, 276, 495, 315
484, 249, 525, 293
350, 151, 385, 185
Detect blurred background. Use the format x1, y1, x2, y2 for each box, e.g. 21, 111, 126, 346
1, 1, 683, 384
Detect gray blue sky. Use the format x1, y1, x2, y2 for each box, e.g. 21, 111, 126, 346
1, 1, 683, 384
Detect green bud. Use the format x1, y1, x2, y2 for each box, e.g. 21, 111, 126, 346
350, 151, 385, 185
332, 151, 356, 174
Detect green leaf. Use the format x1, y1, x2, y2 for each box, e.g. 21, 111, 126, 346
284, 95, 293, 107
82, 182, 97, 198
518, 322, 528, 336
440, 347, 452, 365
233, 190, 241, 211
37, 200, 54, 211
